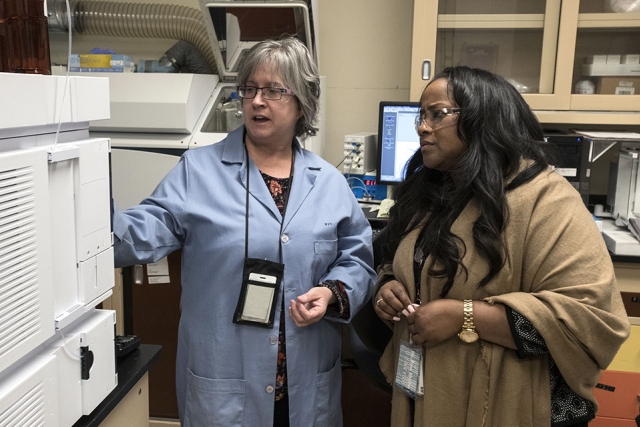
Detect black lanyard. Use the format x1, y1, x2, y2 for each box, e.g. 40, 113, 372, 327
244, 144, 295, 264
413, 237, 428, 305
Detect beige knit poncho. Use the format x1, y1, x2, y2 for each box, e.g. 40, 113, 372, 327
377, 168, 630, 427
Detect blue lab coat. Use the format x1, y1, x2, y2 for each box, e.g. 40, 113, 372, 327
112, 126, 376, 427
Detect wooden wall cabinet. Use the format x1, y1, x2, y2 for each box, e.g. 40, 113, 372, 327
410, 0, 640, 125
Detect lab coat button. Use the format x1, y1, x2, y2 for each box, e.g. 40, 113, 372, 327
266, 385, 274, 393
270, 336, 277, 345
281, 234, 289, 243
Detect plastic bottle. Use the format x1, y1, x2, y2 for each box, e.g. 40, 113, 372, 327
574, 79, 596, 94
0, 0, 51, 74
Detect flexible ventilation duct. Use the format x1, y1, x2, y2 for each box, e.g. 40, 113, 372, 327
47, 0, 217, 73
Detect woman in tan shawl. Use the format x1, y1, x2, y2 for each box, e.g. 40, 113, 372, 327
373, 66, 630, 427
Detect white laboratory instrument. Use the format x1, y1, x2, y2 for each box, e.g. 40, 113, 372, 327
579, 133, 640, 255
0, 73, 116, 426
343, 132, 377, 175
63, 1, 323, 209
611, 149, 640, 229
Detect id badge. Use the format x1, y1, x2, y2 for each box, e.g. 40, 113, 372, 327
395, 339, 424, 399
233, 258, 284, 328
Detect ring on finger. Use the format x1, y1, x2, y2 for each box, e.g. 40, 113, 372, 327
376, 298, 383, 307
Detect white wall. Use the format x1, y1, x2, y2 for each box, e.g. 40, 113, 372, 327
316, 0, 414, 166
49, 0, 415, 167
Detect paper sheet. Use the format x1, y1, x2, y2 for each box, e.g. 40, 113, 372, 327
573, 130, 640, 139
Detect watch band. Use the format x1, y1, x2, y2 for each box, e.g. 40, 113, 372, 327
462, 300, 474, 328
459, 299, 479, 343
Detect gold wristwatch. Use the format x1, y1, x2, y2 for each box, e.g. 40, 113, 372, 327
458, 300, 479, 343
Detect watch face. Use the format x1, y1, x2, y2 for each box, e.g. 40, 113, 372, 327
459, 330, 479, 343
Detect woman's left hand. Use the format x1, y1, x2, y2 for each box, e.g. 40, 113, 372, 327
407, 299, 463, 346
289, 287, 335, 327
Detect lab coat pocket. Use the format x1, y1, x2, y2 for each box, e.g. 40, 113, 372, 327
312, 239, 338, 282
314, 239, 338, 255
183, 369, 246, 427
314, 357, 342, 427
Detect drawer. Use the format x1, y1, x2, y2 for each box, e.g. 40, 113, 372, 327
595, 370, 640, 420
591, 416, 638, 427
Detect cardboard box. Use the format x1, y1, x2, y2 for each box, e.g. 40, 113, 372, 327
69, 54, 134, 69
68, 67, 135, 73
596, 77, 640, 95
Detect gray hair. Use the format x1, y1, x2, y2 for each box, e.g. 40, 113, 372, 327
236, 37, 320, 138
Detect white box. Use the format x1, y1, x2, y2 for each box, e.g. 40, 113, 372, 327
78, 310, 117, 415
48, 309, 117, 426
586, 54, 608, 64
581, 63, 640, 76
343, 132, 377, 175
622, 54, 640, 65
607, 54, 622, 64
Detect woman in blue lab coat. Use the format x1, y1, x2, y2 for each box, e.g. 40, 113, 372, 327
112, 37, 376, 427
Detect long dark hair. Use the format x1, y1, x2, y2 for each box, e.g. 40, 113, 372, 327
381, 66, 552, 297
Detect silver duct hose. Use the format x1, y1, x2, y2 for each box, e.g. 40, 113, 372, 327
47, 0, 217, 73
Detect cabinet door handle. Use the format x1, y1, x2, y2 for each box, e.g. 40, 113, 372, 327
133, 264, 144, 285
422, 59, 432, 80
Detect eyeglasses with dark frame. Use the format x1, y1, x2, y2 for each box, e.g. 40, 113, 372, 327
236, 85, 295, 101
415, 108, 462, 133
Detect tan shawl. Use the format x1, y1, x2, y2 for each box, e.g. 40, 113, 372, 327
377, 168, 630, 427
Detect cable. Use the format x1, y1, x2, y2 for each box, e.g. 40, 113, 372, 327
58, 327, 82, 361
52, 0, 73, 151
346, 177, 371, 200
344, 158, 354, 176
51, 0, 81, 362
335, 152, 350, 169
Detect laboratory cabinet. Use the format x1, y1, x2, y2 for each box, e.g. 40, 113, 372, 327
410, 0, 640, 125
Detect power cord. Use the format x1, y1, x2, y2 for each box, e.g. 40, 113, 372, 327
52, 0, 73, 151
346, 177, 372, 200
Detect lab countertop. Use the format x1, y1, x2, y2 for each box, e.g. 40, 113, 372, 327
73, 343, 163, 427
601, 219, 640, 262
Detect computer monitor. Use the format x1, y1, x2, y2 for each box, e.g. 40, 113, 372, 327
376, 101, 421, 186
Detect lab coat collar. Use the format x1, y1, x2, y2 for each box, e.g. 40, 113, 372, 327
222, 126, 321, 226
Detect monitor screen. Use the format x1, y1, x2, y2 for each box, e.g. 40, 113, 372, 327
376, 101, 421, 186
